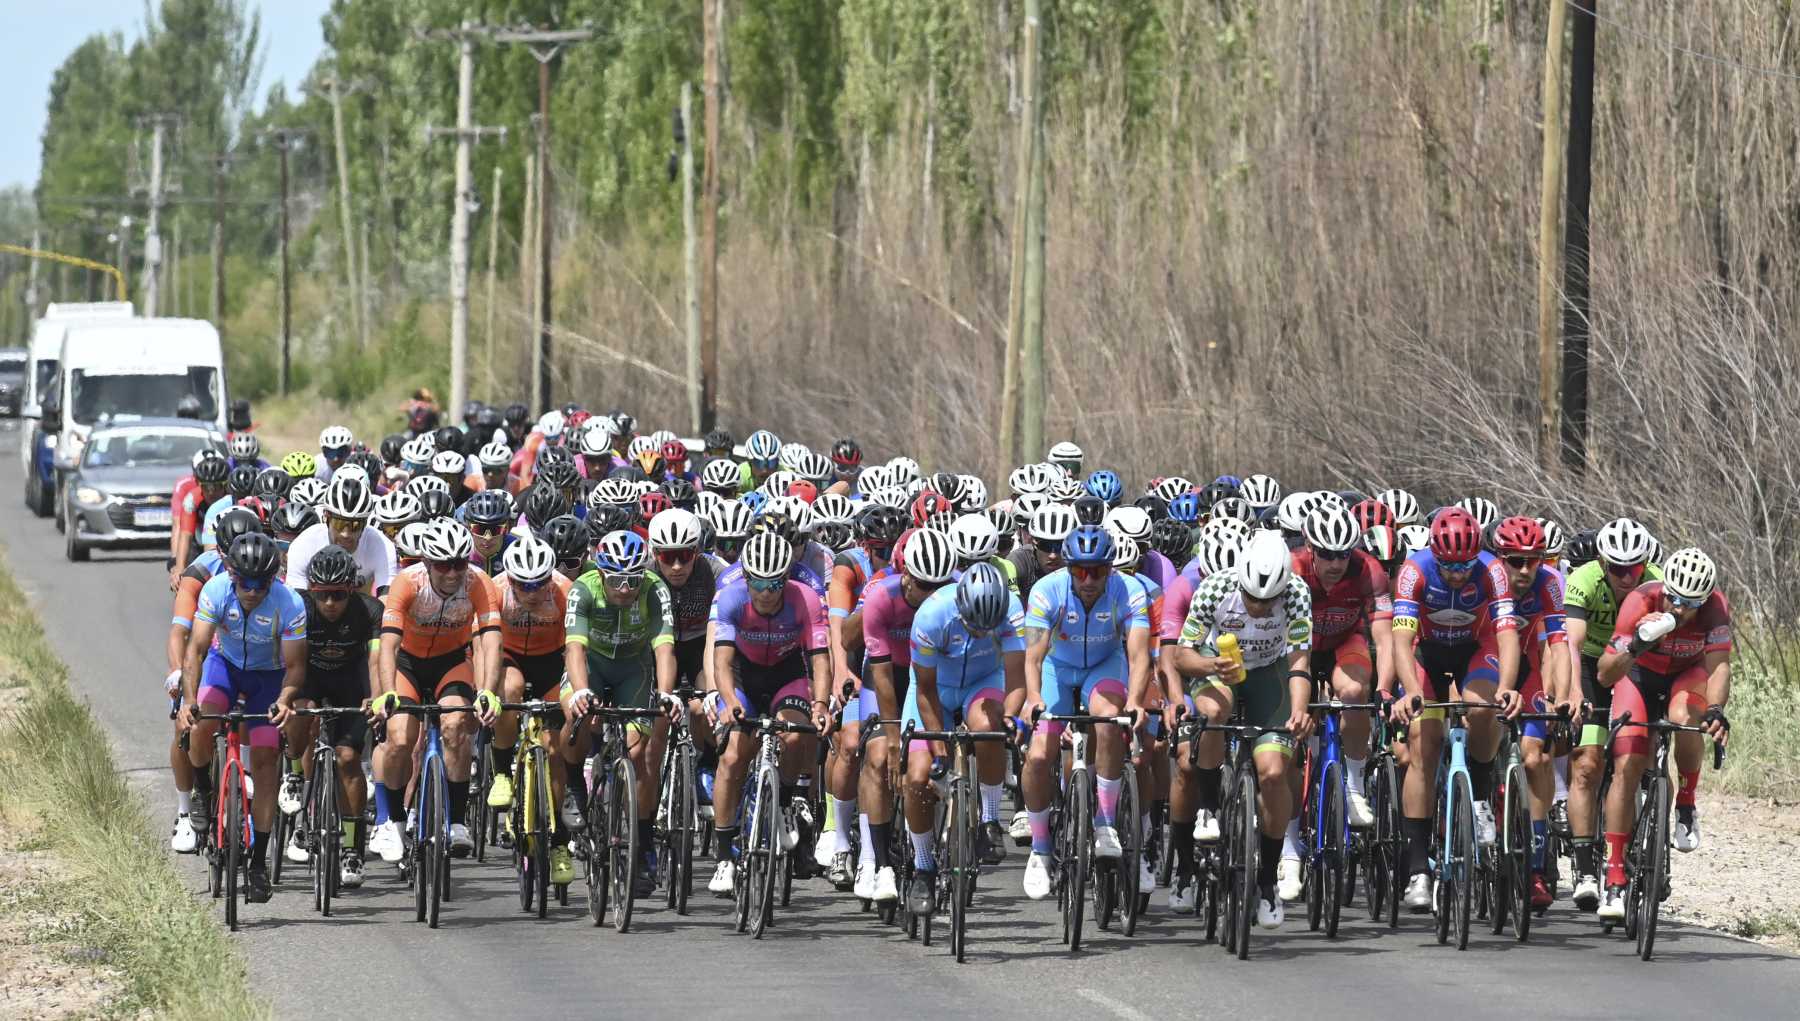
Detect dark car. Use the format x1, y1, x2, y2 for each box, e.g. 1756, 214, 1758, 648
0, 348, 25, 416
61, 418, 223, 562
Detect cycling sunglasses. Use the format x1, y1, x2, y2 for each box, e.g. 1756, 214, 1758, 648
1503, 555, 1540, 570
747, 576, 785, 592
469, 523, 508, 538
323, 445, 352, 461
602, 570, 643, 589
1666, 591, 1705, 610
750, 458, 778, 472
235, 574, 273, 592
326, 514, 367, 532
312, 587, 350, 603
275, 538, 293, 552
1606, 562, 1645, 581
428, 559, 469, 573
656, 548, 697, 566
514, 576, 550, 593
1439, 558, 1478, 573
1069, 564, 1111, 583
715, 538, 745, 555
1312, 546, 1351, 562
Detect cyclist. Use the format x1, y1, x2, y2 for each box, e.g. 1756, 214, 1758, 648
171, 451, 230, 585
1019, 524, 1152, 901
1170, 530, 1314, 928
648, 507, 719, 825
369, 519, 503, 862
1488, 515, 1569, 911
1560, 517, 1659, 910
285, 473, 397, 595
564, 530, 678, 897
1594, 547, 1732, 921
477, 441, 516, 494
828, 437, 863, 495
1046, 441, 1084, 476
460, 490, 516, 575
275, 546, 382, 887
1388, 507, 1521, 913
740, 429, 782, 492
317, 425, 355, 483
432, 449, 481, 505
707, 531, 834, 897
1008, 501, 1078, 603
854, 528, 957, 903
899, 563, 1024, 915
180, 534, 307, 904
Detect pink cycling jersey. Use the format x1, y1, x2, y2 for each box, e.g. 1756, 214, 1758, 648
713, 578, 829, 666
861, 575, 921, 671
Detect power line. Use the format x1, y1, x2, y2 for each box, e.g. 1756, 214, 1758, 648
1567, 1, 1800, 83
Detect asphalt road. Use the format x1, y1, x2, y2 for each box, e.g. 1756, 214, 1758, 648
2, 421, 1795, 1020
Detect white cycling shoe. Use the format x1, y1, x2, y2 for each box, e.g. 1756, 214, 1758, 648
1193, 809, 1221, 843
1023, 853, 1053, 900
369, 820, 404, 863
1346, 790, 1375, 828
1403, 873, 1433, 912
1138, 855, 1156, 893
853, 860, 877, 901
872, 866, 899, 903
1093, 825, 1123, 859
1473, 802, 1498, 846
284, 829, 311, 864
1257, 892, 1284, 929
1674, 808, 1701, 852
278, 773, 304, 815
169, 815, 197, 854
1277, 857, 1303, 902
448, 823, 474, 857
1168, 877, 1197, 912
709, 859, 737, 896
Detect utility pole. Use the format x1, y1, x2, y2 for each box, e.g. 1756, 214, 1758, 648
24, 228, 40, 321
679, 83, 701, 434
318, 72, 369, 348
700, 0, 722, 432
420, 23, 508, 419
1535, 0, 1569, 468
1560, 0, 1597, 475
1018, 0, 1049, 466
262, 128, 309, 395
211, 153, 229, 338
1000, 11, 1040, 477
136, 115, 177, 316
485, 163, 503, 393
520, 151, 538, 388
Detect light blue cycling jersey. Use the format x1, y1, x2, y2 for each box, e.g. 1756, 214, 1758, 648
1023, 568, 1148, 668
194, 572, 307, 670
910, 583, 1026, 685
198, 493, 235, 547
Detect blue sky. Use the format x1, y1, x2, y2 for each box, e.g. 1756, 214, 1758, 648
1, 0, 332, 191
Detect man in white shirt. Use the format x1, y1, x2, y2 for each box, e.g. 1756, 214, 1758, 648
285, 469, 397, 594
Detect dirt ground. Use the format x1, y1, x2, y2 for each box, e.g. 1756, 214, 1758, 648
0, 824, 134, 1021
1666, 792, 1800, 952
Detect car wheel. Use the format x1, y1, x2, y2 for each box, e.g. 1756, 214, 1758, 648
64, 519, 89, 562
53, 479, 66, 533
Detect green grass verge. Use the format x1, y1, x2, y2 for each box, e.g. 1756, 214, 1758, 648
0, 551, 270, 1020
1711, 644, 1800, 801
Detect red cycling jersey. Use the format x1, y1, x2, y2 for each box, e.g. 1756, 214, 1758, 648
1606, 581, 1731, 675
1292, 548, 1392, 653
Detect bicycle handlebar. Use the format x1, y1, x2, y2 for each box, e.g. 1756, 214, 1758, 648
731, 712, 819, 736
287, 706, 366, 719
1304, 699, 1382, 713
1607, 711, 1727, 770
902, 723, 1011, 745
1029, 706, 1137, 729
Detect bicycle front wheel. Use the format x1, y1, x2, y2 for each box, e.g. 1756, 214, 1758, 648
752, 767, 781, 938
610, 756, 640, 933
532, 751, 552, 919
317, 753, 340, 918
426, 764, 448, 929
1232, 767, 1258, 960
1449, 771, 1475, 951
1637, 774, 1670, 961
1323, 761, 1346, 939
1066, 773, 1092, 952
1374, 758, 1402, 926
1503, 763, 1532, 942
1119, 769, 1143, 937
224, 766, 242, 932
949, 774, 973, 962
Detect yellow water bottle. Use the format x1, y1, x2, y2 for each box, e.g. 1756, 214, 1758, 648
1215, 632, 1244, 685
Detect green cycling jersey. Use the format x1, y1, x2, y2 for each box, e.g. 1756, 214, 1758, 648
1562, 559, 1662, 658
565, 569, 675, 663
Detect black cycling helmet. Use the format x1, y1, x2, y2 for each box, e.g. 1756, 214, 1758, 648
176, 394, 204, 419
348, 451, 384, 482
433, 426, 465, 458
831, 437, 863, 469
856, 504, 907, 545
1132, 493, 1169, 522
502, 402, 530, 426
462, 400, 485, 427
1072, 494, 1107, 527
418, 490, 456, 521
306, 544, 361, 587
522, 483, 571, 530
1199, 480, 1238, 509
226, 533, 281, 581
194, 452, 230, 485
537, 458, 580, 492
213, 507, 264, 551
463, 490, 513, 528
754, 510, 801, 546
1337, 489, 1367, 507
379, 433, 407, 466
704, 428, 734, 454
271, 500, 319, 538
584, 504, 636, 546
611, 410, 636, 436
252, 468, 293, 503
661, 477, 697, 509
474, 406, 502, 435
227, 464, 258, 499
539, 514, 589, 563
1567, 527, 1600, 569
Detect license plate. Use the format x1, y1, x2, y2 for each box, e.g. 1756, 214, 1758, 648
134, 507, 172, 527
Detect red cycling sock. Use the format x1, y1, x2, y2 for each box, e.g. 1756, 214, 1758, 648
1677, 770, 1699, 809
1603, 830, 1628, 887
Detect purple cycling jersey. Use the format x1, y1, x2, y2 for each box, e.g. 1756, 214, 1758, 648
713, 578, 829, 666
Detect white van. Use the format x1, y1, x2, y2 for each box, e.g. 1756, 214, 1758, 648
45, 318, 228, 498
19, 301, 134, 516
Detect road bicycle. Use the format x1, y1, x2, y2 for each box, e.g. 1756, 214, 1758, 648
902, 718, 1009, 962
575, 701, 660, 933
657, 687, 706, 915
286, 705, 365, 917
1414, 699, 1495, 951
194, 708, 259, 932
1299, 697, 1379, 938
1486, 709, 1570, 942
1034, 708, 1135, 954
1360, 698, 1406, 928
380, 702, 477, 929
731, 713, 819, 939
497, 699, 565, 919
1187, 714, 1290, 961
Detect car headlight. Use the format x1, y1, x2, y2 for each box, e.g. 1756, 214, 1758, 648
73, 486, 108, 505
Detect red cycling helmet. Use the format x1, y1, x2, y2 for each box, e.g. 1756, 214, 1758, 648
787, 479, 819, 504
1351, 498, 1396, 533
910, 491, 952, 528
1429, 507, 1483, 563
235, 495, 272, 524
1490, 515, 1547, 557
660, 439, 688, 469
638, 490, 672, 524
567, 410, 592, 431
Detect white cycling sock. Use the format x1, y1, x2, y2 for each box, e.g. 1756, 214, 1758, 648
1282, 817, 1302, 860
979, 784, 1004, 823
832, 799, 856, 852
910, 829, 935, 869
1345, 756, 1367, 796
1553, 755, 1569, 801
176, 788, 192, 816
858, 814, 875, 866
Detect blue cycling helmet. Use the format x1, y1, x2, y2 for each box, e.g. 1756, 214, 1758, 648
1168, 491, 1202, 524
1213, 474, 1242, 490
740, 489, 769, 514
1084, 470, 1124, 507
592, 529, 648, 573
1061, 524, 1115, 566
955, 562, 1011, 632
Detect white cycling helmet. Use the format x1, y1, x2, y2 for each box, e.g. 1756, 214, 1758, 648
332, 463, 370, 489
957, 475, 988, 513
536, 411, 565, 439
701, 458, 742, 494
373, 489, 421, 528
290, 477, 328, 508
1455, 496, 1501, 529
1201, 515, 1254, 547
1537, 518, 1567, 558
741, 531, 793, 580
948, 514, 1000, 562
587, 478, 633, 508
761, 469, 799, 497
1595, 517, 1653, 567
903, 527, 957, 584
1110, 534, 1141, 570
887, 456, 921, 486
1047, 476, 1085, 503
321, 474, 374, 519
1029, 502, 1080, 544
1197, 530, 1243, 577
1397, 523, 1431, 553
395, 521, 432, 559
1011, 492, 1049, 531
745, 430, 782, 462
417, 517, 473, 561
626, 434, 656, 463
1009, 464, 1047, 496
408, 475, 452, 499
431, 449, 466, 475
229, 433, 260, 460
319, 425, 354, 450
1237, 530, 1293, 600
1661, 547, 1716, 600
695, 490, 723, 518
648, 429, 678, 450
709, 499, 755, 539
867, 486, 910, 511
1302, 504, 1362, 553
1275, 492, 1313, 533
1375, 488, 1422, 527
859, 464, 894, 493
503, 536, 557, 585
776, 442, 811, 473
1104, 506, 1153, 543
1239, 473, 1281, 511
1047, 440, 1084, 471
1151, 476, 1193, 503
579, 422, 612, 457
478, 441, 512, 468
1210, 496, 1255, 523
648, 508, 703, 550
400, 435, 435, 466
813, 492, 855, 524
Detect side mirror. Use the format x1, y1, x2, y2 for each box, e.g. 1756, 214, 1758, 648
39, 394, 61, 432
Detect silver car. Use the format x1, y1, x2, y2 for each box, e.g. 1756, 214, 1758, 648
61, 418, 223, 562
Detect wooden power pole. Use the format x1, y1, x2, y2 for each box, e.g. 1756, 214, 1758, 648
1017, 0, 1049, 466
1560, 0, 1597, 475
700, 0, 723, 433
1000, 11, 1040, 477
680, 82, 702, 435
261, 129, 309, 395
1535, 0, 1569, 468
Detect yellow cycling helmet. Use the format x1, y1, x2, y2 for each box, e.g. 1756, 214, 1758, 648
280, 451, 318, 478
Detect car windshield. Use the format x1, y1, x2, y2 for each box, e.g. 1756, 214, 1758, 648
69, 368, 218, 425
0, 353, 25, 375
82, 430, 214, 469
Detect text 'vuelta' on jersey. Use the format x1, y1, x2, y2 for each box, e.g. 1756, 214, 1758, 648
1392, 549, 1517, 645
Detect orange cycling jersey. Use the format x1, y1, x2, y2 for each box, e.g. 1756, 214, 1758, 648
493, 573, 571, 657
381, 562, 501, 658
